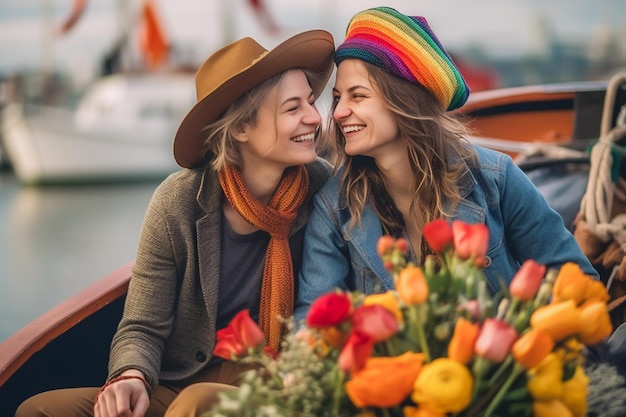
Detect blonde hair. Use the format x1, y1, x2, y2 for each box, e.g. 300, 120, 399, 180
331, 62, 476, 236
202, 69, 325, 172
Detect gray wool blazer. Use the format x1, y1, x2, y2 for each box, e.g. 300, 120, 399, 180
107, 157, 333, 389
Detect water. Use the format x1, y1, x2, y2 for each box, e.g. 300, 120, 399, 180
0, 170, 163, 343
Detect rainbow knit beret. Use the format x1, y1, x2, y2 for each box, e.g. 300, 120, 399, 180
335, 7, 469, 111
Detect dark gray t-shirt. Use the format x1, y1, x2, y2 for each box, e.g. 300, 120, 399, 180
215, 217, 270, 331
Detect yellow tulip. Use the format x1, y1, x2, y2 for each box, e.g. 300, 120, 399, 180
584, 279, 610, 303
363, 291, 404, 322
552, 262, 590, 304
527, 353, 564, 400
412, 358, 473, 413
578, 301, 613, 346
561, 366, 589, 417
533, 399, 574, 417
530, 300, 582, 341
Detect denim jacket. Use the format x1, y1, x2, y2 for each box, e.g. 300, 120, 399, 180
294, 145, 597, 321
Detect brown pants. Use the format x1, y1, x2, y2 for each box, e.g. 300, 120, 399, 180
15, 361, 247, 417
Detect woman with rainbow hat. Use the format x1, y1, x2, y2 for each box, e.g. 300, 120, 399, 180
294, 6, 596, 320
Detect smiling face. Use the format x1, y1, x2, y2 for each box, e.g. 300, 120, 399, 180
235, 69, 321, 171
332, 59, 401, 159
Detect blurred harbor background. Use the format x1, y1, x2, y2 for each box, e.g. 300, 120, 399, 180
1, 0, 625, 343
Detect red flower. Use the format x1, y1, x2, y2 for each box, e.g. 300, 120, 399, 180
338, 330, 375, 373
213, 310, 265, 360
423, 219, 454, 253
306, 292, 352, 328
351, 304, 399, 342
510, 260, 546, 301
452, 221, 489, 265
475, 318, 518, 363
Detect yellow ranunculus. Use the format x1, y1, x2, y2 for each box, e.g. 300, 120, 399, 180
363, 291, 403, 322
345, 352, 425, 407
527, 353, 564, 400
561, 366, 589, 417
533, 399, 574, 417
412, 358, 473, 413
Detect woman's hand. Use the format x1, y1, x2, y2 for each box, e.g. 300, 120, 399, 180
94, 370, 150, 417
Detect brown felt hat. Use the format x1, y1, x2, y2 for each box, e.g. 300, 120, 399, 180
173, 30, 335, 168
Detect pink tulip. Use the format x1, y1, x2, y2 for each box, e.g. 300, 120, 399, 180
475, 318, 518, 363
423, 219, 454, 253
509, 260, 546, 301
338, 330, 374, 373
213, 310, 265, 360
452, 221, 489, 265
351, 304, 399, 342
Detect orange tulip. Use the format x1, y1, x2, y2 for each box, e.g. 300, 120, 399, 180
552, 262, 590, 304
447, 318, 479, 364
530, 300, 582, 341
512, 328, 555, 369
377, 235, 395, 257
396, 266, 429, 305
578, 301, 613, 345
345, 352, 425, 408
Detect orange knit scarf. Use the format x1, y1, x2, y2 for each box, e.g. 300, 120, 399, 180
219, 165, 309, 349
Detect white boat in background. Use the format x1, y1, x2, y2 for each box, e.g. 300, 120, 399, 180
1, 72, 195, 185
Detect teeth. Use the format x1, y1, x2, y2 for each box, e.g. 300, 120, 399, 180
343, 125, 364, 133
292, 133, 315, 143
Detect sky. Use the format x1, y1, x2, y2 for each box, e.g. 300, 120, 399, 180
0, 0, 624, 83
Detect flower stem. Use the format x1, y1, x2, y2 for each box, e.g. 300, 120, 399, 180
331, 367, 345, 415
482, 363, 525, 417
409, 305, 431, 362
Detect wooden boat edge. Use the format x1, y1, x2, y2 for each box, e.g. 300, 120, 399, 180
0, 261, 133, 387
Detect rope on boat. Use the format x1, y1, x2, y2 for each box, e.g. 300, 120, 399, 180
579, 73, 626, 245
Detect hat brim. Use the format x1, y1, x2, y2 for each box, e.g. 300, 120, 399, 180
173, 30, 335, 168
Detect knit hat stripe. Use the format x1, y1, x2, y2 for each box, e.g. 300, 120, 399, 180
335, 7, 470, 111
351, 29, 454, 108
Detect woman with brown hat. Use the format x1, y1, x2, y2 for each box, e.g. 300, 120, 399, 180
294, 6, 597, 321
16, 30, 334, 417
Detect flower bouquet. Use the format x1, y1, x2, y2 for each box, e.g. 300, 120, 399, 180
204, 219, 620, 417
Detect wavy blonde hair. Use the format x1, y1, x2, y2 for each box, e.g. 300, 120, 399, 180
201, 69, 325, 173
330, 62, 477, 236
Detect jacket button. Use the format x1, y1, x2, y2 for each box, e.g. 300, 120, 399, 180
195, 351, 207, 362
483, 256, 492, 267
